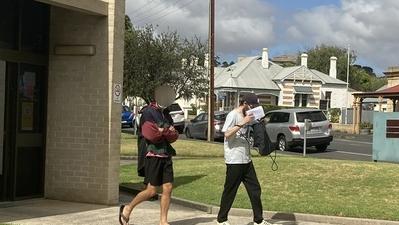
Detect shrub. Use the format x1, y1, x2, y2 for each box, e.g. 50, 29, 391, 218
360, 121, 373, 129
189, 103, 197, 115
329, 108, 341, 123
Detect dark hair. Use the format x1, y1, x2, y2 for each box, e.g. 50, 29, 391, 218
240, 93, 259, 106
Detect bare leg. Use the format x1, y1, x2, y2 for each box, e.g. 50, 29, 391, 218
160, 182, 173, 225
123, 184, 157, 221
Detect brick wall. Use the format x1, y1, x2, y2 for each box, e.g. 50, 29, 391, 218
278, 80, 322, 107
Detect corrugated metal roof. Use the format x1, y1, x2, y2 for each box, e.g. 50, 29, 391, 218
272, 66, 300, 80
272, 66, 324, 83
215, 57, 281, 90
377, 84, 399, 93
215, 56, 347, 91
376, 84, 388, 91
310, 69, 347, 85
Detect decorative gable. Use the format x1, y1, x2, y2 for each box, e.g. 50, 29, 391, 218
284, 66, 322, 83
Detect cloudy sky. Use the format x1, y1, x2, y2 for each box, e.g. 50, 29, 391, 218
126, 0, 399, 75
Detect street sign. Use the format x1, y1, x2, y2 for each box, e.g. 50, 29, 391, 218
373, 112, 399, 162
113, 82, 122, 104
303, 119, 312, 157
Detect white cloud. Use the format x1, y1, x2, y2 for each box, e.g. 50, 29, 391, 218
286, 0, 399, 71
127, 0, 399, 70
126, 0, 275, 56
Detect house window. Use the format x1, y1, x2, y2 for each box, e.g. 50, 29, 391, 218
325, 91, 332, 109
295, 94, 300, 107
302, 94, 308, 107
295, 94, 308, 107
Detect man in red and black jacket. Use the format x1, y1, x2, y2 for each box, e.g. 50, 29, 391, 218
119, 88, 179, 225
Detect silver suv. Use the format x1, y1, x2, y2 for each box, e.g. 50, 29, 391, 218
264, 108, 333, 152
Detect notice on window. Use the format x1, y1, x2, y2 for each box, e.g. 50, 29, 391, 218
21, 72, 36, 100
21, 102, 34, 131
246, 106, 265, 121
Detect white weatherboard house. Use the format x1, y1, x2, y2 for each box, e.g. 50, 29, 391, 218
215, 48, 349, 110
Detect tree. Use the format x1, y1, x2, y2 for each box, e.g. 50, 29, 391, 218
221, 61, 229, 67
123, 16, 208, 103
350, 67, 386, 92
303, 45, 356, 82
304, 45, 386, 91
221, 61, 235, 67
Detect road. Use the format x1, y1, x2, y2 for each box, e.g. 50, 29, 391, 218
280, 137, 373, 161
122, 128, 373, 162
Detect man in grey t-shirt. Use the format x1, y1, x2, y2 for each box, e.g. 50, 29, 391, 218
216, 93, 273, 225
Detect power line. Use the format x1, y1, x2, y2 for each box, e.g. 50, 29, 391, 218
132, 0, 187, 23
135, 0, 197, 25
126, 0, 156, 16
130, 0, 182, 20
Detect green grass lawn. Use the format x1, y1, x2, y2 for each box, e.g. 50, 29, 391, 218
120, 133, 399, 221
121, 133, 225, 157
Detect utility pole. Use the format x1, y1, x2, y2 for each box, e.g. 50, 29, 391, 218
207, 0, 215, 142
345, 44, 350, 124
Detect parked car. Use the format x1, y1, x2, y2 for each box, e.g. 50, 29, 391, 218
121, 105, 135, 128
264, 108, 333, 152
167, 103, 185, 133
184, 111, 228, 140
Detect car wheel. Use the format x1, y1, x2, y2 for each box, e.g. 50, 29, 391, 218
185, 128, 192, 138
316, 144, 328, 152
278, 135, 287, 151
203, 130, 208, 140
177, 126, 184, 134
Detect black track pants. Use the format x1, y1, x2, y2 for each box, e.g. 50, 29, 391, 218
217, 162, 263, 223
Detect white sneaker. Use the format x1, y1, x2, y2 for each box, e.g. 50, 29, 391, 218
217, 221, 231, 225
254, 220, 274, 225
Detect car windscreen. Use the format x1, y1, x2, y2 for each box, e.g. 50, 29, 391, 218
215, 113, 227, 121
296, 111, 327, 122
167, 104, 182, 112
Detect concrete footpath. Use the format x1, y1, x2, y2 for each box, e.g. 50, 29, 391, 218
1, 191, 398, 225
0, 192, 334, 225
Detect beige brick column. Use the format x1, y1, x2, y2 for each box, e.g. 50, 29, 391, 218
45, 0, 124, 205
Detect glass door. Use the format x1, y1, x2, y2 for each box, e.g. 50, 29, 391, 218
0, 61, 5, 183
1, 63, 46, 200
14, 63, 46, 199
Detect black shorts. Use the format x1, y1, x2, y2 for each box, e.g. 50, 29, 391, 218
144, 157, 174, 186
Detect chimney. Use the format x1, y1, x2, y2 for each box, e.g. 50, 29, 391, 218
262, 48, 269, 69
301, 53, 308, 67
329, 56, 337, 79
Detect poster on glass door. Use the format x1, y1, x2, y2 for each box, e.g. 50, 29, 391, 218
19, 72, 36, 131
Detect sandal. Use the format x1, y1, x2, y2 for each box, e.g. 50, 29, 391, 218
119, 205, 130, 225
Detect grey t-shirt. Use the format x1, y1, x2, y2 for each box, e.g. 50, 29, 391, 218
222, 110, 251, 164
